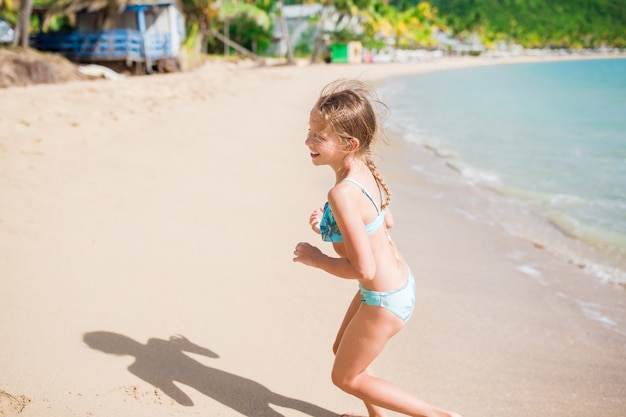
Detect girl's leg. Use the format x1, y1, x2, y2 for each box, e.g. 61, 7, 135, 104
334, 292, 389, 417
332, 305, 459, 417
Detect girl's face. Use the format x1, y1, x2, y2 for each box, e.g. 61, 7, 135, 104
305, 109, 347, 167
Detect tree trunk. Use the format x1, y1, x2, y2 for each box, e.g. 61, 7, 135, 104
224, 18, 229, 56
199, 21, 208, 54
16, 0, 34, 49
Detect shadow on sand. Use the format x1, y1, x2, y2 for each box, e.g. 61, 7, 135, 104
83, 331, 337, 417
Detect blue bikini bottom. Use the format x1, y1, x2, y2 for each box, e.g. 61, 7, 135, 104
359, 268, 416, 322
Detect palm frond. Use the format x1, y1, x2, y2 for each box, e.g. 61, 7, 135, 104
218, 0, 270, 30
58, 0, 131, 14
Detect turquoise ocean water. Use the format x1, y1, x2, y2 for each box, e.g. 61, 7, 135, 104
380, 58, 626, 285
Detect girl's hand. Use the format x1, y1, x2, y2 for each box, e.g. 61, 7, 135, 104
293, 242, 324, 267
309, 207, 323, 234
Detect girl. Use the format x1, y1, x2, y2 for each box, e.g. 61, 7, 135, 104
293, 80, 461, 417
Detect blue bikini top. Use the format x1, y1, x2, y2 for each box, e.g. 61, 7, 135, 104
320, 178, 386, 243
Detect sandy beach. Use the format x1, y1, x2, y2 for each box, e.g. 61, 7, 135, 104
1, 55, 625, 417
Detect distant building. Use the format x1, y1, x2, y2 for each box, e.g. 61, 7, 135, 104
32, 1, 185, 73
433, 30, 485, 55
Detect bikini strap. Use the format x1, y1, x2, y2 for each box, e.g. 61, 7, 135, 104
341, 177, 381, 213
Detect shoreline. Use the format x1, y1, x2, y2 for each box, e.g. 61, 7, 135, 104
1, 54, 625, 417
381, 116, 626, 318
373, 58, 626, 290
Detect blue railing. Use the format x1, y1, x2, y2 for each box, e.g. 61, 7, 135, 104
32, 29, 142, 61
32, 29, 172, 63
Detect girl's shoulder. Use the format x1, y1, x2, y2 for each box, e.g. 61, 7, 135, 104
328, 178, 363, 200
327, 181, 359, 210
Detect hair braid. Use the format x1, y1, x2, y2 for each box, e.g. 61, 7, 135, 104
365, 155, 391, 210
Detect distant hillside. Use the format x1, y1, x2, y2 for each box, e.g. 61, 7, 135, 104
395, 0, 626, 48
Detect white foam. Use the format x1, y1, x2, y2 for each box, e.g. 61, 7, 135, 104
549, 193, 585, 206
516, 265, 542, 278
557, 293, 620, 330
577, 300, 617, 327
446, 161, 501, 185
455, 208, 478, 222
583, 262, 626, 286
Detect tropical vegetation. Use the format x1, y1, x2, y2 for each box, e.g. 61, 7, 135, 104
0, 0, 624, 60
414, 0, 626, 49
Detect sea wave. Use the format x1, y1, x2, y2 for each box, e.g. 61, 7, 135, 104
391, 125, 626, 286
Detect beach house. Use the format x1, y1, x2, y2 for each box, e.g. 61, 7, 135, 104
32, 1, 185, 74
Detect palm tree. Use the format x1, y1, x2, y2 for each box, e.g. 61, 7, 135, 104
372, 1, 439, 51
180, 0, 216, 53
59, 0, 130, 13
6, 0, 58, 49
54, 0, 131, 29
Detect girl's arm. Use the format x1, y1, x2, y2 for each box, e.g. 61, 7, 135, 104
293, 185, 376, 281
292, 242, 363, 279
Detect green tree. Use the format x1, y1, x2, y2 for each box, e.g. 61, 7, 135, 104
4, 0, 59, 48
213, 0, 273, 56
420, 0, 626, 48
362, 1, 440, 50
180, 0, 217, 54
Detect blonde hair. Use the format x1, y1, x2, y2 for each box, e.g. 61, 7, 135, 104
314, 79, 392, 209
